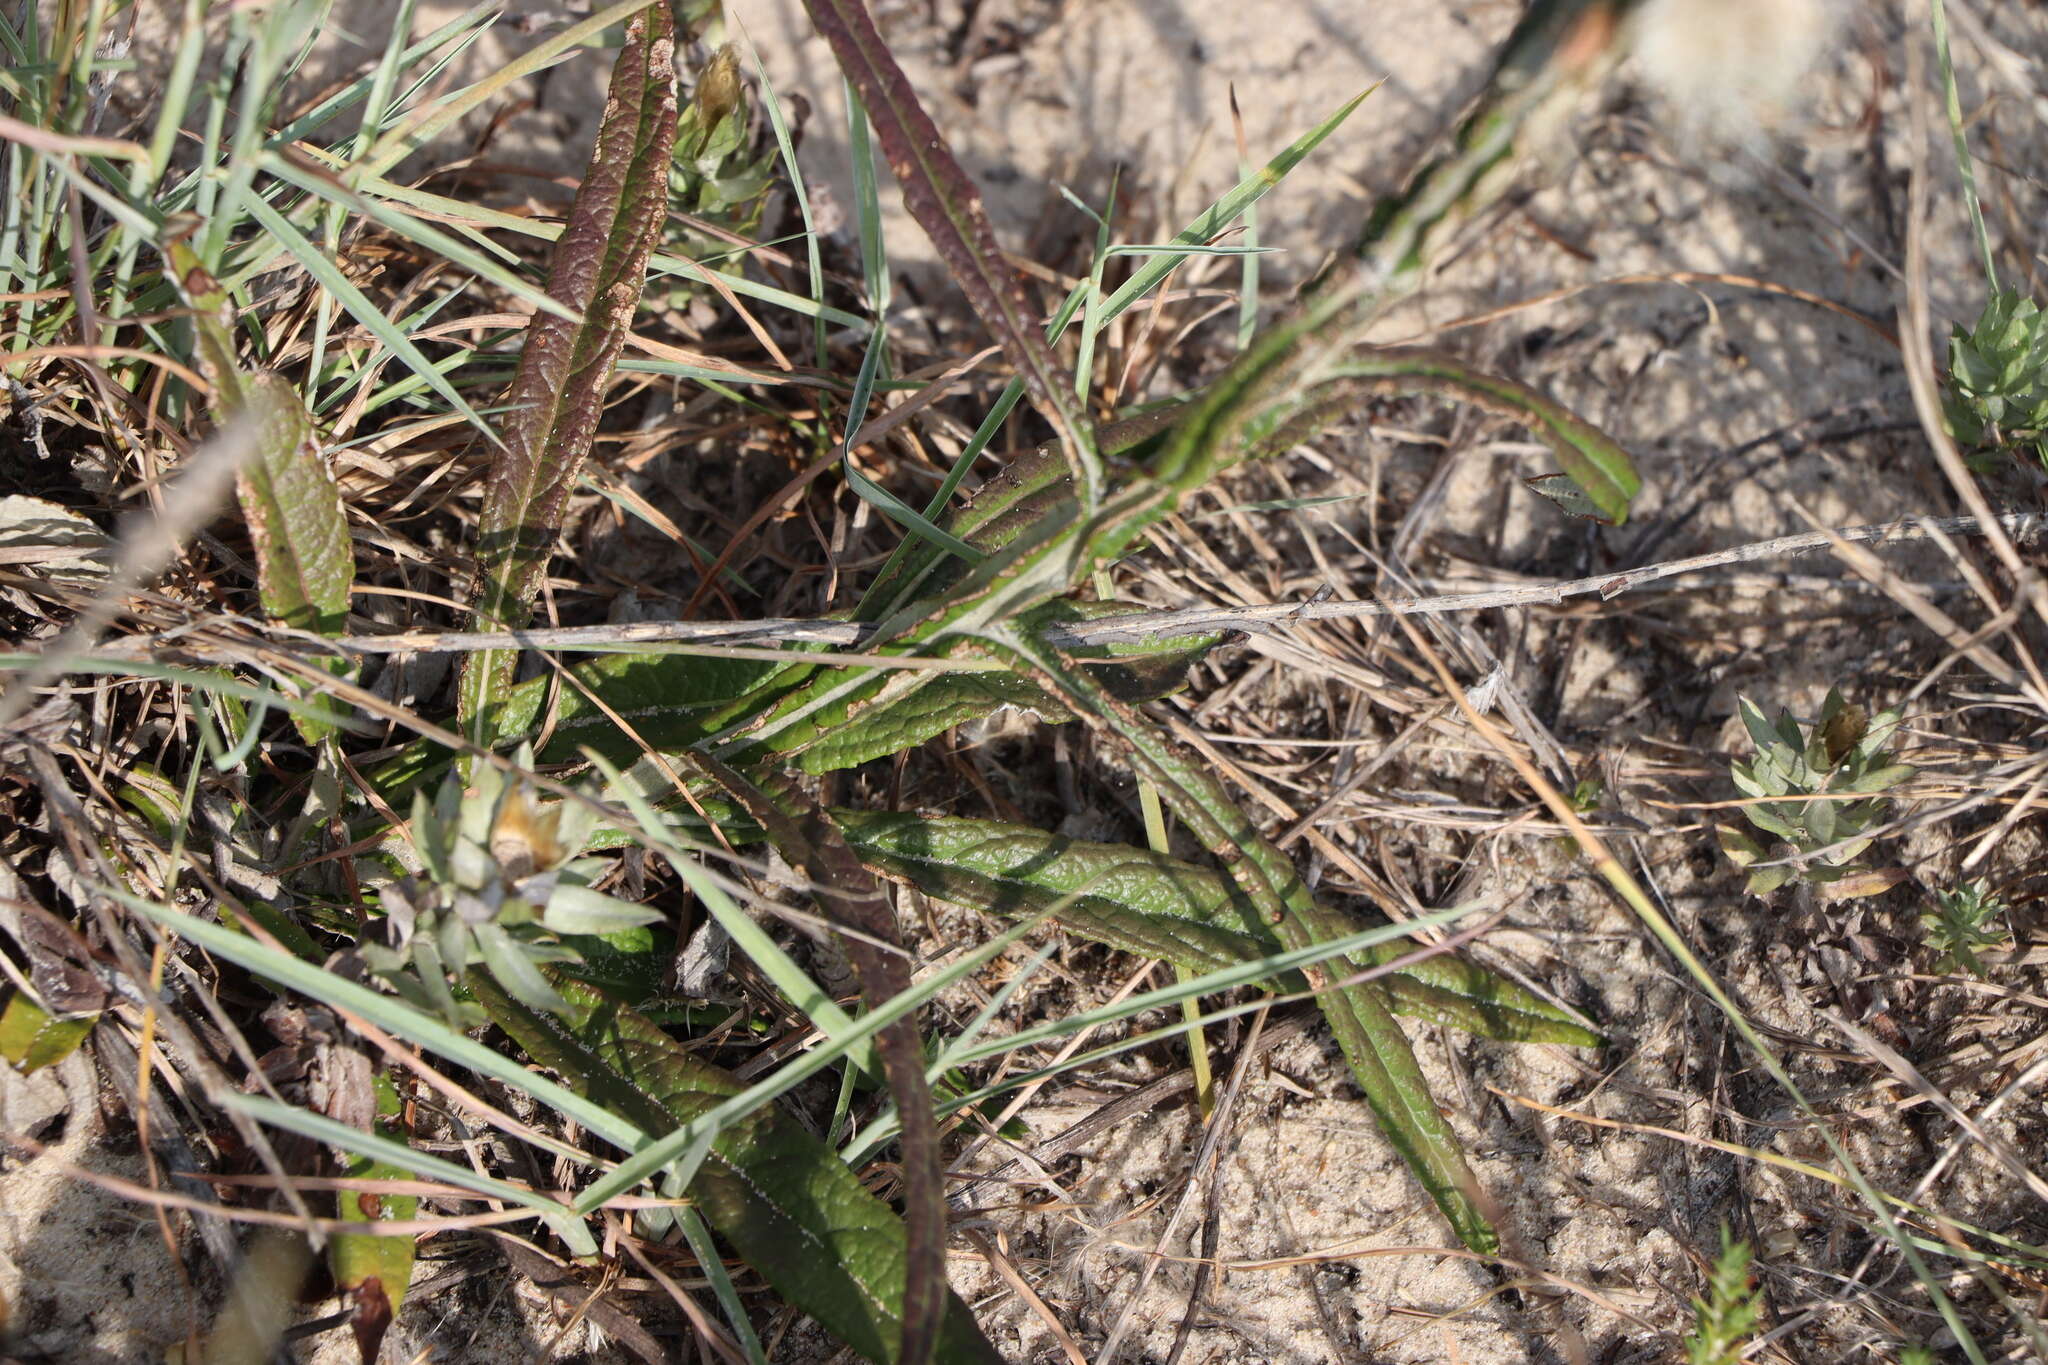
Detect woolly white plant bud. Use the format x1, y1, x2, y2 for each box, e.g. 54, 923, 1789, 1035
1625, 0, 1847, 151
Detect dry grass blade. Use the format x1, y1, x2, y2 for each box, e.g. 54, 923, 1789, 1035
457, 0, 678, 744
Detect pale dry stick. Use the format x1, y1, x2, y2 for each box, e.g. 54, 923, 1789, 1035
1385, 268, 1900, 350
962, 1229, 1090, 1365
647, 233, 794, 375
1090, 1238, 1659, 1337
1940, 0, 2048, 120
1489, 1085, 2048, 1272
946, 956, 1158, 1204
616, 1234, 753, 1365
197, 512, 2039, 661
952, 1011, 1318, 1203
1919, 510, 2026, 624
1915, 516, 2048, 707
0, 1135, 551, 1237
1827, 1012, 2048, 1208
1790, 505, 2042, 704
1960, 760, 2048, 871
1827, 1013, 2048, 1357
0, 406, 263, 730
1822, 1044, 2048, 1334
1874, 1047, 2048, 1253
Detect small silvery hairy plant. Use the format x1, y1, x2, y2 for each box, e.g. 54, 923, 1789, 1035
1920, 878, 2009, 977
361, 745, 660, 1025
1718, 690, 1915, 899
1946, 287, 2048, 469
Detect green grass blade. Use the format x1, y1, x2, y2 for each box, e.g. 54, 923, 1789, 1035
222, 1091, 592, 1253
233, 188, 496, 440
356, 0, 659, 180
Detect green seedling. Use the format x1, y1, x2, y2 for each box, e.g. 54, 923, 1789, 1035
1719, 690, 1915, 898
1920, 878, 2009, 977
360, 744, 660, 1025
1684, 1228, 1761, 1365
1946, 287, 2048, 470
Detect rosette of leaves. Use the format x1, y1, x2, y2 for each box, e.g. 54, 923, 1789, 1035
362, 746, 660, 1024
1920, 878, 2008, 977
1718, 690, 1915, 898
1945, 287, 2048, 468
670, 43, 776, 274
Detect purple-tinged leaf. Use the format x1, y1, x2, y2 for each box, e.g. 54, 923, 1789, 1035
802, 0, 1094, 493
459, 2, 679, 743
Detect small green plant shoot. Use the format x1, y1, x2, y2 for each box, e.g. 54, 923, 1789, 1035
1921, 878, 2009, 977
1684, 1228, 1762, 1365
1946, 288, 2048, 469
1719, 690, 1915, 898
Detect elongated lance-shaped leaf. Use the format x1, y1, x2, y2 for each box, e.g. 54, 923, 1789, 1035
998, 625, 1502, 1254
458, 2, 678, 746
166, 239, 353, 741
681, 756, 949, 1365
834, 810, 1600, 1047
1246, 350, 1640, 525
801, 0, 1098, 502
469, 972, 1003, 1365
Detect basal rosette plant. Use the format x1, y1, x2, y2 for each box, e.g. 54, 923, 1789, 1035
1946, 287, 2048, 469
1921, 877, 2009, 977
361, 744, 661, 1025
1719, 689, 1915, 898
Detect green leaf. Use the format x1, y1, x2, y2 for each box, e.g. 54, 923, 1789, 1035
0, 992, 95, 1074
458, 1, 679, 747
835, 811, 1599, 1048
481, 600, 1220, 775
165, 240, 354, 742
997, 630, 1501, 1253
1324, 351, 1640, 525
470, 972, 1003, 1364
1737, 697, 1779, 755
231, 374, 352, 636
1717, 824, 1763, 870
329, 1075, 418, 1362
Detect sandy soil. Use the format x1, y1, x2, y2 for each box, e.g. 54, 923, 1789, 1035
8, 1, 2046, 1362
